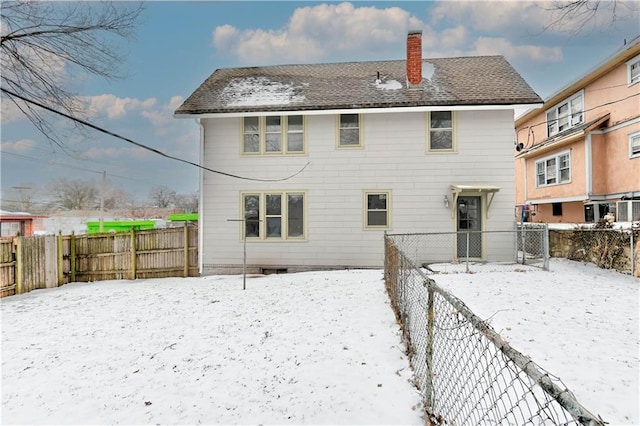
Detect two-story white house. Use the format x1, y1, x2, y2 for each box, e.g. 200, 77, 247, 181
175, 31, 542, 275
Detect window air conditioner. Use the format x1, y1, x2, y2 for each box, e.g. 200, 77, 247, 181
616, 200, 640, 222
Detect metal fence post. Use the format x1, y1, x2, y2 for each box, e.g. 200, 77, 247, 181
426, 280, 434, 409
631, 229, 635, 277
543, 224, 550, 271
466, 231, 470, 273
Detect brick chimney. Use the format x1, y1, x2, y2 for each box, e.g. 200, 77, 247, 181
406, 30, 422, 87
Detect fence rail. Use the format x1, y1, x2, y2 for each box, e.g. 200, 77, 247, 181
0, 225, 198, 297
384, 234, 604, 425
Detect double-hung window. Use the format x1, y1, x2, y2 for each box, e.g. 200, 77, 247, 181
536, 151, 571, 187
242, 191, 305, 240
427, 111, 455, 152
627, 54, 640, 86
364, 190, 391, 229
242, 116, 305, 155
337, 114, 362, 147
630, 131, 640, 158
546, 92, 584, 136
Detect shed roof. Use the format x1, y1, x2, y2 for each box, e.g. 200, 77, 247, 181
175, 56, 541, 116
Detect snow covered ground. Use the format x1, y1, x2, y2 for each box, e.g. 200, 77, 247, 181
1, 270, 423, 425
431, 258, 639, 425
1, 259, 638, 425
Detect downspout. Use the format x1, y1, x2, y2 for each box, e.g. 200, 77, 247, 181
585, 132, 593, 199
523, 157, 528, 204
196, 118, 204, 276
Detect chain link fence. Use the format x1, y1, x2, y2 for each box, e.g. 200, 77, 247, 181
384, 236, 605, 426
386, 225, 549, 274
550, 226, 638, 276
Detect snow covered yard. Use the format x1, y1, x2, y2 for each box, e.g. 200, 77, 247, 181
431, 258, 639, 425
1, 270, 423, 425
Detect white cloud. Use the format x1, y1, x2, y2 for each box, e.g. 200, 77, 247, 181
473, 37, 563, 63
76, 146, 150, 161
212, 2, 426, 64
0, 98, 27, 124
210, 1, 566, 66
81, 94, 157, 120
1, 138, 36, 153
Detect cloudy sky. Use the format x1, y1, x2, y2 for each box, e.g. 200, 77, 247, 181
1, 1, 639, 206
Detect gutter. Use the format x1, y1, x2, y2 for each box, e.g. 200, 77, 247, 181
196, 118, 204, 276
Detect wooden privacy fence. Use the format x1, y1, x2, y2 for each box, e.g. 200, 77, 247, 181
0, 225, 198, 297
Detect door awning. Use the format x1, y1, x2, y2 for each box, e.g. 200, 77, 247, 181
450, 185, 500, 218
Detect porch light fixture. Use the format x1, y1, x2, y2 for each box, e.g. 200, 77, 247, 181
444, 195, 450, 208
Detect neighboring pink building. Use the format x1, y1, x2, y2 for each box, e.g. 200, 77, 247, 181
515, 37, 640, 223
0, 211, 46, 237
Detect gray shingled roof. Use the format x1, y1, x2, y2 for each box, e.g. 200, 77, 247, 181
175, 56, 541, 116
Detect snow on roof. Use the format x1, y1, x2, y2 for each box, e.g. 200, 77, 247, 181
422, 62, 435, 81
220, 77, 306, 107
373, 77, 402, 90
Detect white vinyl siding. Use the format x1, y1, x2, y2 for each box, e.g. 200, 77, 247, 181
536, 151, 571, 187
427, 111, 456, 152
200, 109, 516, 272
242, 116, 306, 155
364, 191, 391, 229
241, 191, 306, 240
630, 131, 640, 158
546, 92, 584, 136
627, 54, 640, 86
337, 114, 362, 147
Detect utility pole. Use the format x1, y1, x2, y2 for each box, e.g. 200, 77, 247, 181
99, 171, 106, 233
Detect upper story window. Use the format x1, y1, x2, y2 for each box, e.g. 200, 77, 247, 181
242, 116, 306, 155
337, 114, 362, 148
627, 54, 640, 86
536, 151, 571, 187
364, 190, 391, 229
242, 191, 306, 240
546, 92, 584, 137
427, 111, 456, 152
630, 131, 640, 158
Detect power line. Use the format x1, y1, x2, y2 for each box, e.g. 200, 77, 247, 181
516, 92, 640, 149
1, 87, 310, 182
2, 151, 161, 185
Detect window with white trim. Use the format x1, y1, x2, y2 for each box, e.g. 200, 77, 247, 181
546, 92, 584, 136
630, 131, 640, 158
536, 151, 571, 187
337, 114, 362, 147
364, 191, 391, 229
627, 54, 640, 86
242, 116, 306, 155
427, 111, 456, 152
242, 191, 305, 240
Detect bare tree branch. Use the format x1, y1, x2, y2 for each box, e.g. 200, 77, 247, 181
0, 0, 144, 149
541, 0, 639, 35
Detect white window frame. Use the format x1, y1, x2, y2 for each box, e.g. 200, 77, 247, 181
363, 190, 391, 230
627, 54, 640, 86
426, 111, 457, 153
336, 114, 363, 148
535, 150, 571, 187
630, 131, 640, 158
545, 91, 584, 137
240, 191, 307, 241
241, 116, 306, 155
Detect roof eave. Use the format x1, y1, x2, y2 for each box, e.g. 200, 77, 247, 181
174, 100, 543, 119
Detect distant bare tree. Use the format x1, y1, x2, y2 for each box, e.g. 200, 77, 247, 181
0, 1, 144, 148
149, 185, 177, 209
543, 0, 639, 34
50, 178, 99, 211
174, 191, 199, 213
104, 187, 134, 211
